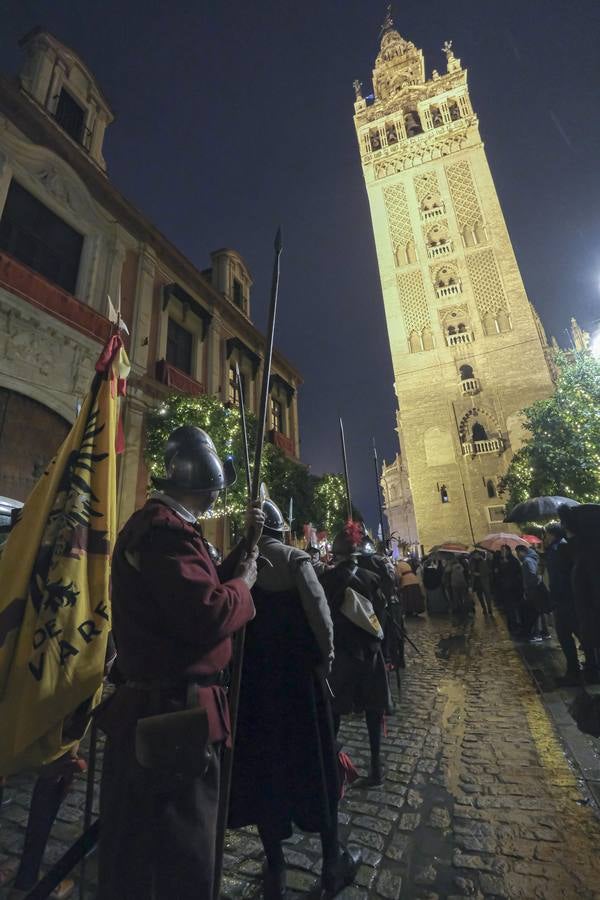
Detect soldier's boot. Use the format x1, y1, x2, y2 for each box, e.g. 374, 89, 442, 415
365, 710, 384, 786
262, 864, 286, 900
366, 757, 385, 787
321, 846, 362, 897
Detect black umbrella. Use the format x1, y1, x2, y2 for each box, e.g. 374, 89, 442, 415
504, 496, 579, 524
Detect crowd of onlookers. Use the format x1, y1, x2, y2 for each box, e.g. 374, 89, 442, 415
391, 505, 600, 688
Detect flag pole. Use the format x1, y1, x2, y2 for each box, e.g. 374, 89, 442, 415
339, 417, 352, 521
213, 228, 283, 900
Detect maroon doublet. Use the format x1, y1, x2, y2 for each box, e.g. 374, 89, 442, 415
97, 498, 254, 899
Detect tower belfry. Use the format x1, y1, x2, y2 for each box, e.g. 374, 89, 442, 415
353, 17, 554, 548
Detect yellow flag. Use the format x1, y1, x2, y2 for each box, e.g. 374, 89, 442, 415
0, 334, 130, 775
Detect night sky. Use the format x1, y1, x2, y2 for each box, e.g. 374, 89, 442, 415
1, 0, 599, 530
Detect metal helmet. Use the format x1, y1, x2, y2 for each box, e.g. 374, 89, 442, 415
262, 498, 288, 533
332, 521, 362, 558
359, 533, 376, 556
153, 426, 236, 494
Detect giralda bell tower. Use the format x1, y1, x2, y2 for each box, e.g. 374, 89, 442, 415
353, 11, 554, 549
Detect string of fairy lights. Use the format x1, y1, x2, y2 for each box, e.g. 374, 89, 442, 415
502, 351, 600, 510
144, 394, 350, 534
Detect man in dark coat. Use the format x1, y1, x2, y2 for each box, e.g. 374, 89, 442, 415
320, 522, 392, 787
230, 500, 361, 898
97, 426, 263, 900
543, 524, 581, 685
560, 504, 600, 684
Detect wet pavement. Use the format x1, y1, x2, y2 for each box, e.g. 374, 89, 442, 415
2, 607, 600, 899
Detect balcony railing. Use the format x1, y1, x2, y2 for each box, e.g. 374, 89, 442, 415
462, 438, 503, 456
421, 206, 445, 221
0, 251, 112, 344
460, 377, 480, 395
427, 242, 452, 258
447, 331, 473, 346
436, 283, 462, 299
155, 359, 204, 396
270, 429, 296, 459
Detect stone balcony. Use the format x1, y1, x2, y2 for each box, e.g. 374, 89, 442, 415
427, 242, 453, 259
421, 206, 445, 221
462, 438, 503, 455
460, 377, 480, 395
447, 331, 473, 346
0, 251, 112, 344
269, 428, 297, 459
155, 359, 204, 396
436, 283, 462, 299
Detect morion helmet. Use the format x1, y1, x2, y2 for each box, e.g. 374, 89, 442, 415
153, 426, 236, 493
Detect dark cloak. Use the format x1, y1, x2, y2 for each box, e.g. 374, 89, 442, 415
228, 585, 339, 841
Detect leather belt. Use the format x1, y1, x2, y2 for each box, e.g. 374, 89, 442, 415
125, 670, 228, 691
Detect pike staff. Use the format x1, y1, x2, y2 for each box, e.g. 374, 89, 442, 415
235, 362, 252, 498
339, 417, 352, 521
214, 227, 283, 900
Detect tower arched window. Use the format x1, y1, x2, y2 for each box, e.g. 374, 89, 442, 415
431, 106, 443, 128
422, 193, 440, 212
448, 100, 461, 121
409, 331, 422, 353
386, 123, 398, 144
460, 364, 474, 381
370, 130, 381, 151
472, 422, 488, 443
427, 224, 449, 247
422, 326, 434, 351
404, 110, 423, 137
486, 479, 497, 498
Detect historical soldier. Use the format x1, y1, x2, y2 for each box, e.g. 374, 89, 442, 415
320, 522, 392, 787
97, 426, 263, 900
229, 499, 361, 898
357, 533, 405, 686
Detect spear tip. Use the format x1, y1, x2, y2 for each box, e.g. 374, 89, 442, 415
274, 226, 283, 253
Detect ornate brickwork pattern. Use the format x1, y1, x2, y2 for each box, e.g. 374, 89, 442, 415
383, 184, 413, 247
414, 171, 440, 203
397, 271, 430, 334
466, 249, 508, 314
445, 160, 482, 229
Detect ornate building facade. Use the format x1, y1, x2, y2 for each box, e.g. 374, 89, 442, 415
0, 29, 302, 545
353, 15, 555, 549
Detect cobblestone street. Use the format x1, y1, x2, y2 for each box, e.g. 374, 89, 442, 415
2, 608, 600, 899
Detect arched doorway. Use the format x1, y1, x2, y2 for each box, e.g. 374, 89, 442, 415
0, 389, 70, 502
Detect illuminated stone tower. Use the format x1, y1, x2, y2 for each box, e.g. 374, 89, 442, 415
354, 13, 554, 548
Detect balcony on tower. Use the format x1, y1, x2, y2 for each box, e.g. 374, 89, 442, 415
427, 242, 452, 259
462, 438, 503, 455
460, 377, 480, 395
426, 223, 452, 259
436, 283, 461, 299
461, 417, 503, 456
422, 207, 445, 222
447, 329, 473, 346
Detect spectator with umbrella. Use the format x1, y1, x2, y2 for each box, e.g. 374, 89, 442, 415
515, 544, 551, 642
495, 545, 523, 632
470, 551, 493, 616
